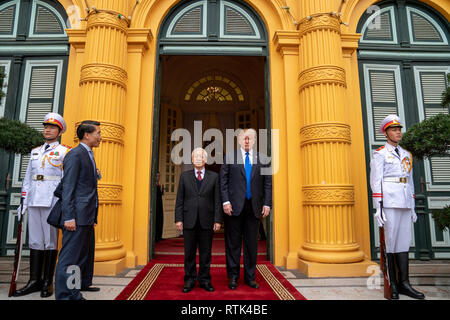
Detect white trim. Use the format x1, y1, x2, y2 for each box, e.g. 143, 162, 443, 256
406, 7, 448, 46
6, 209, 28, 246
220, 1, 260, 40
363, 63, 406, 146
166, 0, 207, 38
28, 0, 67, 38
413, 65, 450, 191
0, 0, 20, 39
12, 59, 63, 188
0, 60, 11, 117
0, 45, 69, 54
360, 6, 398, 45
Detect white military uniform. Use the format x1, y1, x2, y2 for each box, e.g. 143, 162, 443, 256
21, 140, 70, 250
370, 116, 416, 253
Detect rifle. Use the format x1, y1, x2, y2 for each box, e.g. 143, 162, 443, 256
379, 193, 391, 300
9, 197, 25, 297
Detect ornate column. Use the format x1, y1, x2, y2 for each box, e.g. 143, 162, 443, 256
296, 0, 366, 276
78, 0, 128, 274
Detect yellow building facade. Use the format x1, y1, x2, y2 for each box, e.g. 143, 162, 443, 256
1, 0, 448, 278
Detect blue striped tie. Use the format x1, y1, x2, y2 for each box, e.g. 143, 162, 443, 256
245, 152, 252, 199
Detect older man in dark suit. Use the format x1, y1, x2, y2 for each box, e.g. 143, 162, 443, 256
175, 148, 222, 293
54, 120, 101, 300
220, 129, 272, 290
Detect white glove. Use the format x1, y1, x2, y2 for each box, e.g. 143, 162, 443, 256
17, 205, 27, 221
411, 209, 417, 223
374, 208, 386, 227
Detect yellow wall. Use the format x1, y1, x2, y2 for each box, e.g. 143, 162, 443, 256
57, 0, 449, 277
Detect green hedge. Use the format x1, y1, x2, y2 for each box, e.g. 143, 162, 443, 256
0, 118, 44, 155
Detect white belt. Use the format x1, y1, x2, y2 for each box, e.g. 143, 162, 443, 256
384, 177, 407, 184
32, 175, 60, 181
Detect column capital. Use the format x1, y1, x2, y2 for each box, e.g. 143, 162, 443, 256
298, 13, 341, 37
273, 30, 301, 57
341, 33, 361, 56
67, 29, 87, 52
86, 11, 128, 34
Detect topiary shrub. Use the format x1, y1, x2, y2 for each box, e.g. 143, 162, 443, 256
432, 205, 450, 232
400, 113, 450, 160
0, 118, 44, 155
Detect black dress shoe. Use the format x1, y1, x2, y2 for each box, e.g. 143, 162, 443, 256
182, 282, 195, 293
81, 286, 101, 292
228, 278, 238, 290
200, 282, 214, 292
245, 280, 259, 289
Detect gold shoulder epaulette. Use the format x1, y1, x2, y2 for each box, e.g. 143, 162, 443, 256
376, 146, 385, 151
61, 144, 72, 149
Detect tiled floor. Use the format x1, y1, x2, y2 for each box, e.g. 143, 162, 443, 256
1, 257, 449, 300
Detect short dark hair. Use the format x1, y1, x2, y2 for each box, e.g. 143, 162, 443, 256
77, 120, 101, 140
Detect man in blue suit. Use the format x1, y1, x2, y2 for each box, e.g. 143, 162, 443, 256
220, 129, 272, 290
55, 120, 101, 300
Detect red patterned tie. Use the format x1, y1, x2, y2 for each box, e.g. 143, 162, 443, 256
197, 171, 202, 181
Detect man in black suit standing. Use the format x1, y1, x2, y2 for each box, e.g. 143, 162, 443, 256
55, 120, 101, 300
220, 129, 272, 290
175, 148, 222, 293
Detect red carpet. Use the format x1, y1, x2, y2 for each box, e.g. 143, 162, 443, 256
115, 234, 306, 300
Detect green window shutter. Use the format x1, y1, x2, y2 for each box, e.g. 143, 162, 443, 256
364, 11, 393, 41
20, 66, 57, 179
224, 5, 254, 36
0, 2, 16, 35
369, 70, 399, 141
34, 4, 64, 35
411, 12, 442, 42
172, 6, 202, 34
418, 71, 450, 184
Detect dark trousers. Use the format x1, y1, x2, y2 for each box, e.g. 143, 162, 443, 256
183, 219, 213, 285
55, 225, 95, 300
224, 199, 260, 282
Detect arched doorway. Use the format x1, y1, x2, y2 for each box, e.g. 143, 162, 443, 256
149, 0, 272, 260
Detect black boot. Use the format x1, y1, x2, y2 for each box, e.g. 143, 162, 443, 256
41, 250, 58, 298
396, 252, 425, 300
13, 249, 44, 297
386, 253, 399, 300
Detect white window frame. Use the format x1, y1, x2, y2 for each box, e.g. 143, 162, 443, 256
360, 6, 398, 45
413, 65, 450, 191
12, 59, 64, 188
0, 0, 20, 39
427, 197, 450, 256
219, 0, 260, 40
0, 60, 11, 117
28, 0, 67, 38
363, 63, 407, 146
166, 0, 207, 39
406, 7, 448, 46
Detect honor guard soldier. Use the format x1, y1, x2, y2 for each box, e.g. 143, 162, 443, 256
14, 113, 71, 298
370, 115, 425, 300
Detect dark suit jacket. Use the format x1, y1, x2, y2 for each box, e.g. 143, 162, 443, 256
61, 145, 98, 226
220, 149, 272, 218
175, 169, 222, 229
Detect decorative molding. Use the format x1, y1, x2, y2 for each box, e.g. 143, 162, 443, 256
298, 14, 341, 37
127, 28, 153, 53
80, 63, 128, 89
298, 65, 346, 91
300, 122, 351, 146
302, 184, 355, 205
273, 30, 301, 57
86, 11, 128, 34
98, 183, 122, 203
